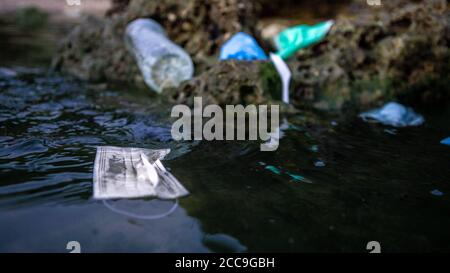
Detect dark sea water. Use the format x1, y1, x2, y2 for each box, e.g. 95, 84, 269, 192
1, 13, 449, 253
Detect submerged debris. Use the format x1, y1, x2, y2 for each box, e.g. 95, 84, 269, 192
259, 162, 312, 183
286, 172, 308, 183
265, 165, 282, 175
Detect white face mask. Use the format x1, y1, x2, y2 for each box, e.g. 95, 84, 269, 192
93, 146, 189, 200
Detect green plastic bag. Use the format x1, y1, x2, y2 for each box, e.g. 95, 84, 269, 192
275, 20, 334, 59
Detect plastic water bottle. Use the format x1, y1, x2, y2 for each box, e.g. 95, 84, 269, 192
125, 18, 194, 93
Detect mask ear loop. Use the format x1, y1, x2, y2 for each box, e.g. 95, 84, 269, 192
102, 199, 179, 220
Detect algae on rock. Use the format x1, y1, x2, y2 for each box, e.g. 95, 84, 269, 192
288, 0, 449, 110
166, 60, 277, 107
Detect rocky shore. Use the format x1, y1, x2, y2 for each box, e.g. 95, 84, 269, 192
52, 0, 449, 111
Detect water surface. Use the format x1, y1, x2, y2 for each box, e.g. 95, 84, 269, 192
1, 13, 449, 253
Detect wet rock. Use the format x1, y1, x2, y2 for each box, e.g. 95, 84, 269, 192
166, 60, 279, 107
14, 6, 49, 31
52, 0, 262, 85
290, 0, 450, 110
53, 0, 449, 111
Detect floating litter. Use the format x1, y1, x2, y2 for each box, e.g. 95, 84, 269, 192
314, 160, 326, 167
93, 146, 188, 200
93, 146, 189, 220
286, 172, 307, 182
259, 162, 311, 183
265, 165, 282, 175
359, 102, 424, 127
430, 189, 444, 196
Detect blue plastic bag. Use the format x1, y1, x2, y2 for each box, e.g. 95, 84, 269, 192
219, 32, 268, 61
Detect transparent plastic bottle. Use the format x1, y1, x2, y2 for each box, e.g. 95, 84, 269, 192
125, 18, 194, 93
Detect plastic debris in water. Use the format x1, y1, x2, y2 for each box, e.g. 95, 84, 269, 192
359, 102, 425, 127
314, 160, 326, 167
259, 118, 288, 152
310, 145, 319, 153
265, 165, 282, 175
93, 146, 189, 199
270, 53, 291, 104
260, 162, 311, 183
286, 172, 307, 182
275, 20, 334, 59
430, 189, 444, 196
289, 172, 313, 183
384, 128, 398, 135
125, 18, 194, 93
219, 32, 268, 61
441, 137, 450, 146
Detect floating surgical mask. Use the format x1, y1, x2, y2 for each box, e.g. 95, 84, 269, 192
359, 102, 425, 127
93, 146, 189, 200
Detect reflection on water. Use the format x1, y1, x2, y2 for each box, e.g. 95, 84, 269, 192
0, 202, 209, 253
1, 68, 449, 252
